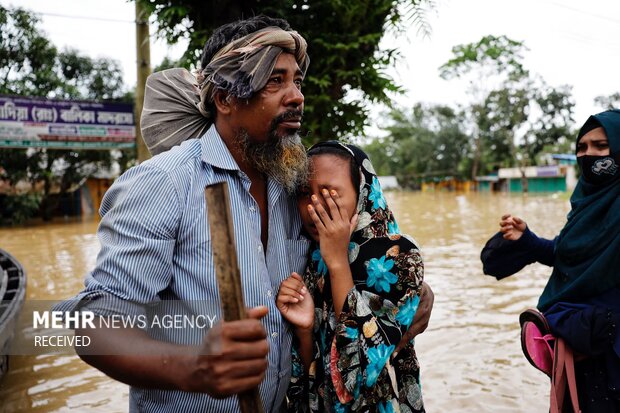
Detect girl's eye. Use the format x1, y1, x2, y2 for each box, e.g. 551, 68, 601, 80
268, 76, 282, 84
294, 79, 303, 89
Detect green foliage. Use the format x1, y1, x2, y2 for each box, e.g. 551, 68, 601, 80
594, 92, 620, 110
471, 82, 575, 176
439, 35, 528, 82
139, 0, 434, 143
0, 5, 133, 224
366, 35, 575, 187
0, 193, 41, 226
153, 56, 182, 72
364, 104, 470, 188
524, 84, 574, 162
438, 35, 574, 180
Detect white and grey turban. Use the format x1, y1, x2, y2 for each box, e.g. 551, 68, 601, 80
140, 26, 309, 155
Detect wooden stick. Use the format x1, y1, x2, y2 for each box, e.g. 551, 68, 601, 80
205, 182, 264, 413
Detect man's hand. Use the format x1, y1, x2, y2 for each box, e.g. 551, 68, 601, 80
499, 214, 527, 241
395, 281, 434, 352
183, 306, 270, 397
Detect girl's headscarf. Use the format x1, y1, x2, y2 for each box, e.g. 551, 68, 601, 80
140, 26, 309, 155
538, 109, 620, 311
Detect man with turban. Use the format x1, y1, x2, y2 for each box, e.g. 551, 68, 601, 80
57, 16, 312, 413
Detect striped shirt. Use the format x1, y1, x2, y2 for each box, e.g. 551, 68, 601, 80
60, 125, 310, 412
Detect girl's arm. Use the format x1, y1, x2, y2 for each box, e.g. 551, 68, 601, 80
307, 189, 357, 317
294, 327, 314, 373
276, 272, 315, 371
324, 261, 354, 319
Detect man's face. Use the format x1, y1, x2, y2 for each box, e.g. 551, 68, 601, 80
231, 52, 304, 143
230, 53, 307, 193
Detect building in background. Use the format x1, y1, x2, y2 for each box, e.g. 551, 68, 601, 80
475, 154, 578, 193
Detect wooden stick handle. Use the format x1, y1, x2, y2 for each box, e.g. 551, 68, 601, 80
205, 182, 264, 413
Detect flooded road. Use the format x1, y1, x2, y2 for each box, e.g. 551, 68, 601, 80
0, 192, 570, 412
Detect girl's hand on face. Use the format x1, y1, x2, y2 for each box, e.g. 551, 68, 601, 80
276, 273, 314, 331
499, 213, 527, 241
307, 189, 358, 267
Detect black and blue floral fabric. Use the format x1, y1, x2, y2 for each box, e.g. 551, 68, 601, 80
288, 142, 425, 413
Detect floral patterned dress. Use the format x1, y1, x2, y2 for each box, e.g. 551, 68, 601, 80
288, 142, 425, 413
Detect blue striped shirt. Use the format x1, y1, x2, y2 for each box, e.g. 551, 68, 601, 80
61, 125, 310, 412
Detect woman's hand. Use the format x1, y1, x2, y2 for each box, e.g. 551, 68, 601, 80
307, 189, 358, 267
276, 273, 314, 331
500, 214, 527, 241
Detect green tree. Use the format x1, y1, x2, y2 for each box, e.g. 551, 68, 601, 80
365, 104, 470, 188
0, 5, 133, 223
594, 92, 620, 110
524, 83, 574, 164
439, 35, 574, 180
140, 0, 434, 143
362, 138, 398, 176
439, 35, 529, 179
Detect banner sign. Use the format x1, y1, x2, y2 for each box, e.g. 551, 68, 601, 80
0, 95, 135, 150
536, 165, 561, 177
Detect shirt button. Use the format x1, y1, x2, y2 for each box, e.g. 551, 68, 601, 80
249, 206, 256, 212
258, 245, 262, 251
271, 332, 278, 339
267, 290, 272, 297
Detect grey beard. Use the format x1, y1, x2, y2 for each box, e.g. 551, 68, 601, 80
237, 129, 308, 195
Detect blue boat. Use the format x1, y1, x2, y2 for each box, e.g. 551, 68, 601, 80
0, 249, 26, 381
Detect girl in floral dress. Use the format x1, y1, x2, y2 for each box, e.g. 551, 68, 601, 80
277, 141, 425, 413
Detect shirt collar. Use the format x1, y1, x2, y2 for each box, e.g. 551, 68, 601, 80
200, 124, 241, 171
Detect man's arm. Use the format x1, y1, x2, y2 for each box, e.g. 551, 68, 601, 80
76, 307, 270, 397
395, 281, 434, 352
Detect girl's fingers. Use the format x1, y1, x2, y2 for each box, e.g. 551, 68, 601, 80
307, 204, 326, 231
278, 287, 304, 301
281, 278, 302, 291
280, 281, 305, 296
279, 284, 301, 295
329, 189, 351, 220
278, 294, 299, 304
321, 189, 342, 221
311, 195, 332, 226
289, 273, 308, 294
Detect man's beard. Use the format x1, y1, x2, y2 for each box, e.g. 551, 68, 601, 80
237, 111, 308, 194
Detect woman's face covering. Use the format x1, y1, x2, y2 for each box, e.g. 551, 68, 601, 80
297, 154, 358, 243
576, 127, 610, 157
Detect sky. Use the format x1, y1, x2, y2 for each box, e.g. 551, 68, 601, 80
2, 0, 620, 132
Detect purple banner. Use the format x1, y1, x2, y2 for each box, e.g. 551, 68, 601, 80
536, 165, 560, 177
0, 95, 135, 150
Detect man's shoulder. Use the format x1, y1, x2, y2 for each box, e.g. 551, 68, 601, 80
110, 139, 206, 200
142, 138, 204, 175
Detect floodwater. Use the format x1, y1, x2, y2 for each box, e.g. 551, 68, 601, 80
0, 191, 571, 412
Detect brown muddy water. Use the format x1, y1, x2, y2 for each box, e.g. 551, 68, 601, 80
0, 192, 570, 412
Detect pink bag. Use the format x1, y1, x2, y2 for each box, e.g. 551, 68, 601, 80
519, 309, 581, 413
